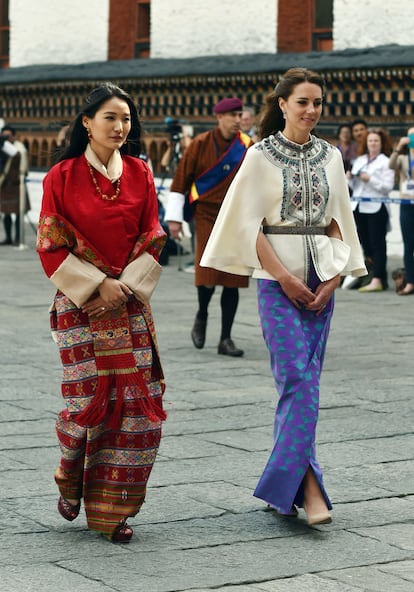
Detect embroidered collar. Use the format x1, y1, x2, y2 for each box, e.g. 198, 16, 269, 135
278, 131, 314, 151
257, 131, 331, 169
85, 144, 123, 182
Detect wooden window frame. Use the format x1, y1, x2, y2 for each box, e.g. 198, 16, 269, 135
0, 0, 9, 68
135, 0, 150, 58
311, 0, 333, 51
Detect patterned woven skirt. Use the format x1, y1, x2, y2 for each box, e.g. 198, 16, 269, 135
254, 266, 334, 513
52, 293, 164, 539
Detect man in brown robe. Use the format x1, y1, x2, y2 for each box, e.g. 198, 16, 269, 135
0, 125, 30, 245
165, 97, 252, 357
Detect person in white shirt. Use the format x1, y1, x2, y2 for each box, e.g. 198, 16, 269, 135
240, 107, 258, 142
348, 128, 395, 292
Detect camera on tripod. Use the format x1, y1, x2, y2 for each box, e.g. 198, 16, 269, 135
165, 118, 183, 143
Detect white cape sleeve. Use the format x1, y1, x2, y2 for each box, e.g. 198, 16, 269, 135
201, 147, 269, 276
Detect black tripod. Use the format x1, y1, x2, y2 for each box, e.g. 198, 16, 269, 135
157, 134, 182, 189
157, 134, 188, 270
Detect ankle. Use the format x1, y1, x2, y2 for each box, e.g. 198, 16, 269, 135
66, 497, 79, 505
304, 469, 327, 504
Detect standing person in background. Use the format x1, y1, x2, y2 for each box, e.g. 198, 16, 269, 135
336, 123, 361, 289
241, 106, 258, 142
389, 126, 414, 295
0, 125, 30, 245
159, 118, 192, 173
165, 97, 252, 357
202, 68, 366, 525
52, 122, 70, 164
37, 83, 167, 543
348, 128, 395, 292
351, 119, 368, 155
336, 123, 357, 173
56, 122, 70, 149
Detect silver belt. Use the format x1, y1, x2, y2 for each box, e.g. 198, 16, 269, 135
262, 225, 327, 235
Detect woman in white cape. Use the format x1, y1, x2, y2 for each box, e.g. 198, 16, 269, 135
201, 68, 366, 526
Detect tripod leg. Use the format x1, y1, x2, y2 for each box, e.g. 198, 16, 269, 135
177, 240, 183, 271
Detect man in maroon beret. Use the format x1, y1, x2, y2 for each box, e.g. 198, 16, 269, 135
165, 97, 252, 356
213, 97, 243, 114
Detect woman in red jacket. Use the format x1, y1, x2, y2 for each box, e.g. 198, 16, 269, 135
37, 83, 167, 543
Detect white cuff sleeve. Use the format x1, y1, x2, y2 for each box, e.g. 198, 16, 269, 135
119, 252, 162, 304
50, 253, 106, 308
164, 192, 185, 223
1, 140, 18, 158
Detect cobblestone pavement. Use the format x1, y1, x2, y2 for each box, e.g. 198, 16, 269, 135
0, 224, 413, 592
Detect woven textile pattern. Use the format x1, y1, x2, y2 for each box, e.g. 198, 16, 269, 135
253, 266, 333, 514
53, 292, 164, 538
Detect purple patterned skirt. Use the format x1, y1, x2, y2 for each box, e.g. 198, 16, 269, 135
254, 264, 334, 513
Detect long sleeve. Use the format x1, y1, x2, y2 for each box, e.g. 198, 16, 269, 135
369, 159, 395, 195
202, 137, 366, 281
37, 156, 166, 307
200, 146, 267, 276
48, 253, 107, 308
350, 153, 395, 213
388, 150, 401, 171
164, 132, 209, 222
164, 191, 185, 222
37, 166, 108, 306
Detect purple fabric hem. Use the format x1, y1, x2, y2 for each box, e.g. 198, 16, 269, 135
255, 266, 334, 513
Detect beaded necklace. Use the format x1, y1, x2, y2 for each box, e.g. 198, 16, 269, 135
87, 161, 121, 201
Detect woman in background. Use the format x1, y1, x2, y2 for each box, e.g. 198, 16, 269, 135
389, 126, 414, 295
336, 122, 357, 173
348, 128, 395, 292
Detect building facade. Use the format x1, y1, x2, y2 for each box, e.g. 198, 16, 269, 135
0, 1, 413, 171
4, 1, 413, 66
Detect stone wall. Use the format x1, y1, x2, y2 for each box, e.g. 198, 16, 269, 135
7, 0, 413, 67
9, 0, 109, 67
150, 0, 277, 58
334, 1, 411, 50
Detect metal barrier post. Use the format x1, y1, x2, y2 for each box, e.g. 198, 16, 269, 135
16, 172, 28, 250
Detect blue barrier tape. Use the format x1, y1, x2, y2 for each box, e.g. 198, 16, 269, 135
352, 196, 414, 205
26, 176, 414, 205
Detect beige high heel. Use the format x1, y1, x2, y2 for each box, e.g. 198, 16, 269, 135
303, 503, 332, 525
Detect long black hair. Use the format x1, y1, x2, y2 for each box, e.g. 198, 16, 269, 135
258, 68, 326, 140
56, 82, 141, 162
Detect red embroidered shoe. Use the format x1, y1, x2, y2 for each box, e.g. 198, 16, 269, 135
111, 519, 134, 543
57, 496, 81, 521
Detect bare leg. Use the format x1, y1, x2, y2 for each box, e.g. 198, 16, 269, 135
303, 467, 332, 525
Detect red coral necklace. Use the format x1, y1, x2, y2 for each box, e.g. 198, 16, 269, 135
87, 161, 121, 201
